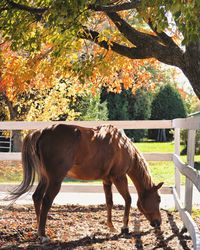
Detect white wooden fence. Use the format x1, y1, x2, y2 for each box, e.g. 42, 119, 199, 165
173, 118, 200, 250
0, 130, 12, 152
0, 118, 200, 249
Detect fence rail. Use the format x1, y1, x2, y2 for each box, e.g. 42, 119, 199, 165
0, 120, 172, 130
173, 154, 200, 192
173, 117, 200, 129
0, 118, 200, 249
173, 118, 200, 250
173, 187, 200, 249
0, 152, 173, 162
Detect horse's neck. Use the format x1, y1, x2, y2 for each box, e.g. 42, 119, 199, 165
128, 150, 154, 196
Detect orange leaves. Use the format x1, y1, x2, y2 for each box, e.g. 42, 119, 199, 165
84, 44, 160, 95
1, 45, 27, 99
0, 41, 56, 102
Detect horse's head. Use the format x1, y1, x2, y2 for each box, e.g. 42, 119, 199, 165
137, 182, 164, 228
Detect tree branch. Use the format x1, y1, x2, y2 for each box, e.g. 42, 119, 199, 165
0, 1, 9, 12
147, 19, 181, 50
0, 7, 8, 12
80, 25, 185, 67
89, 0, 141, 12
6, 0, 48, 14
105, 12, 184, 67
80, 28, 159, 60
106, 12, 161, 48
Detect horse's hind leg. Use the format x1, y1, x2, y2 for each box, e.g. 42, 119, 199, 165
32, 178, 47, 226
38, 180, 62, 239
112, 175, 131, 234
103, 180, 115, 232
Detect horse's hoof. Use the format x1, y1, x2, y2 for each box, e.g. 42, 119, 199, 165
39, 236, 50, 243
121, 227, 129, 234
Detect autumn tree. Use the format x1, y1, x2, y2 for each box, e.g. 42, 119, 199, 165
0, 1, 199, 99
184, 93, 200, 114
0, 42, 80, 151
0, 0, 164, 151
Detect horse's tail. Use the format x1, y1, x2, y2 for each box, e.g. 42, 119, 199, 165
7, 130, 41, 202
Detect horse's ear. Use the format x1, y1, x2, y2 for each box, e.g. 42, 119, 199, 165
156, 182, 164, 190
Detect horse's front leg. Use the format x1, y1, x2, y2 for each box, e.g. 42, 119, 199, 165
103, 180, 116, 232
112, 175, 132, 234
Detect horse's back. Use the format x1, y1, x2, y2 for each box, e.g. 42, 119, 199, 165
35, 124, 82, 177
35, 124, 133, 181
38, 124, 82, 151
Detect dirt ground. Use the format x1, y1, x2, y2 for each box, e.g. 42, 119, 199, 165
0, 204, 197, 250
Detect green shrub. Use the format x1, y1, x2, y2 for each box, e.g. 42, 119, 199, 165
180, 129, 200, 155
101, 87, 152, 141
150, 84, 187, 141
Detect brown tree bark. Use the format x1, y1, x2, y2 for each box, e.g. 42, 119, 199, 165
1, 93, 22, 152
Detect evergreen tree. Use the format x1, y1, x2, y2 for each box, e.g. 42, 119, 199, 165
101, 87, 152, 141
126, 88, 152, 141
150, 84, 187, 141
106, 91, 129, 120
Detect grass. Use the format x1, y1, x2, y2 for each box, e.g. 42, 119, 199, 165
135, 142, 200, 186
135, 141, 179, 153
192, 209, 200, 219
134, 142, 177, 186
0, 142, 199, 186
0, 161, 23, 183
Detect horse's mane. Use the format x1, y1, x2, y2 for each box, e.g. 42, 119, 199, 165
94, 124, 154, 189
133, 146, 154, 190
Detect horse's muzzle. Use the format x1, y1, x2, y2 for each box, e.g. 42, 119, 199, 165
150, 219, 161, 228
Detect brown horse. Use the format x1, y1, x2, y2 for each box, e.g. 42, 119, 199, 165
8, 124, 163, 242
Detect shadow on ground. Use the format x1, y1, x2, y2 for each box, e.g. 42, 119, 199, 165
0, 205, 193, 250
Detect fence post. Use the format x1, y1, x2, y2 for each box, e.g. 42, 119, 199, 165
185, 129, 196, 214
174, 128, 181, 198
9, 130, 12, 152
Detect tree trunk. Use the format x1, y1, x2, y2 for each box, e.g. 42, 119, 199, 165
12, 130, 22, 152
182, 41, 200, 99
1, 94, 23, 152
183, 68, 200, 100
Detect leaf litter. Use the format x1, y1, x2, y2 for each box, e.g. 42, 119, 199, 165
0, 204, 195, 249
